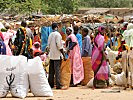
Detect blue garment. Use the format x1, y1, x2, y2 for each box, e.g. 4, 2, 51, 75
62, 26, 66, 34
106, 37, 118, 48
76, 33, 82, 53
41, 26, 52, 52
82, 35, 92, 57
0, 41, 6, 55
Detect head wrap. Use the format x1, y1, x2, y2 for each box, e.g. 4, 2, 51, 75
67, 27, 73, 34
98, 26, 105, 33
127, 23, 133, 30
33, 42, 40, 46
123, 22, 128, 26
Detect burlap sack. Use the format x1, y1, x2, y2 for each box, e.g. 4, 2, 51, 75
60, 59, 71, 88
81, 57, 94, 86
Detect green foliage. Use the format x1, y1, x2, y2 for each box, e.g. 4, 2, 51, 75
0, 0, 133, 15
80, 0, 133, 8
41, 0, 79, 14
0, 0, 42, 15
0, 0, 79, 14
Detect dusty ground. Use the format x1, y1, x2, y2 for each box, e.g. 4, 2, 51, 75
1, 86, 133, 100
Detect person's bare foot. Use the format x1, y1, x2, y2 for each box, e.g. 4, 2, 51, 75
61, 86, 68, 90
56, 86, 68, 90
123, 87, 127, 90
92, 87, 95, 90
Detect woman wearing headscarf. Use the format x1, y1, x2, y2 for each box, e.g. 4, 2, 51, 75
2, 24, 16, 55
66, 27, 84, 86
92, 26, 109, 88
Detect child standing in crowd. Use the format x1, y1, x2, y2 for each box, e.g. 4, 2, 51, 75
82, 28, 92, 57
81, 28, 93, 85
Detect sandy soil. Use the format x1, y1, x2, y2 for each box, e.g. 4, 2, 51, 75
1, 86, 133, 100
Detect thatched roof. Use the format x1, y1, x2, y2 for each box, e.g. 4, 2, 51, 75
85, 8, 109, 14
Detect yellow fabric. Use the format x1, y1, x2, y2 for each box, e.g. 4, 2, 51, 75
117, 37, 121, 49
29, 38, 32, 49
123, 44, 129, 51
20, 26, 26, 32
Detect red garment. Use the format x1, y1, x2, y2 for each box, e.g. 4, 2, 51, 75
33, 35, 41, 44
118, 41, 125, 54
0, 32, 4, 41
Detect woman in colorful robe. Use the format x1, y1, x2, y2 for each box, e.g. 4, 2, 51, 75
66, 27, 84, 85
13, 21, 33, 59
92, 26, 109, 88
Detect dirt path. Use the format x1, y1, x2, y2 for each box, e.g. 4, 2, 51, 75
1, 86, 133, 100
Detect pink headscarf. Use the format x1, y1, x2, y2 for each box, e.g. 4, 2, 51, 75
98, 26, 105, 33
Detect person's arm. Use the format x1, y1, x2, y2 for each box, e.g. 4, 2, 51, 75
14, 29, 20, 46
69, 42, 77, 50
56, 34, 66, 60
66, 38, 71, 47
60, 49, 66, 61
82, 50, 88, 57
31, 31, 34, 41
102, 44, 108, 60
47, 34, 51, 55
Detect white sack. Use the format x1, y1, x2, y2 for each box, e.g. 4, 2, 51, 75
0, 55, 29, 99
106, 47, 118, 68
87, 78, 115, 88
87, 78, 94, 88
116, 72, 126, 86
27, 57, 53, 97
0, 56, 10, 97
10, 56, 29, 99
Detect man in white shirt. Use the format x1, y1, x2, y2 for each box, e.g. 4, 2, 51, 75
48, 23, 66, 89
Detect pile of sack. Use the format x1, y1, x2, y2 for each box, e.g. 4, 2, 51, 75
0, 55, 53, 99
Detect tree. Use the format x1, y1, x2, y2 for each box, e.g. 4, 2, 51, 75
1, 0, 133, 15
0, 0, 42, 15
41, 0, 79, 14
0, 0, 79, 14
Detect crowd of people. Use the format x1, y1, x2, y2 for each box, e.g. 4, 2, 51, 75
0, 20, 133, 90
